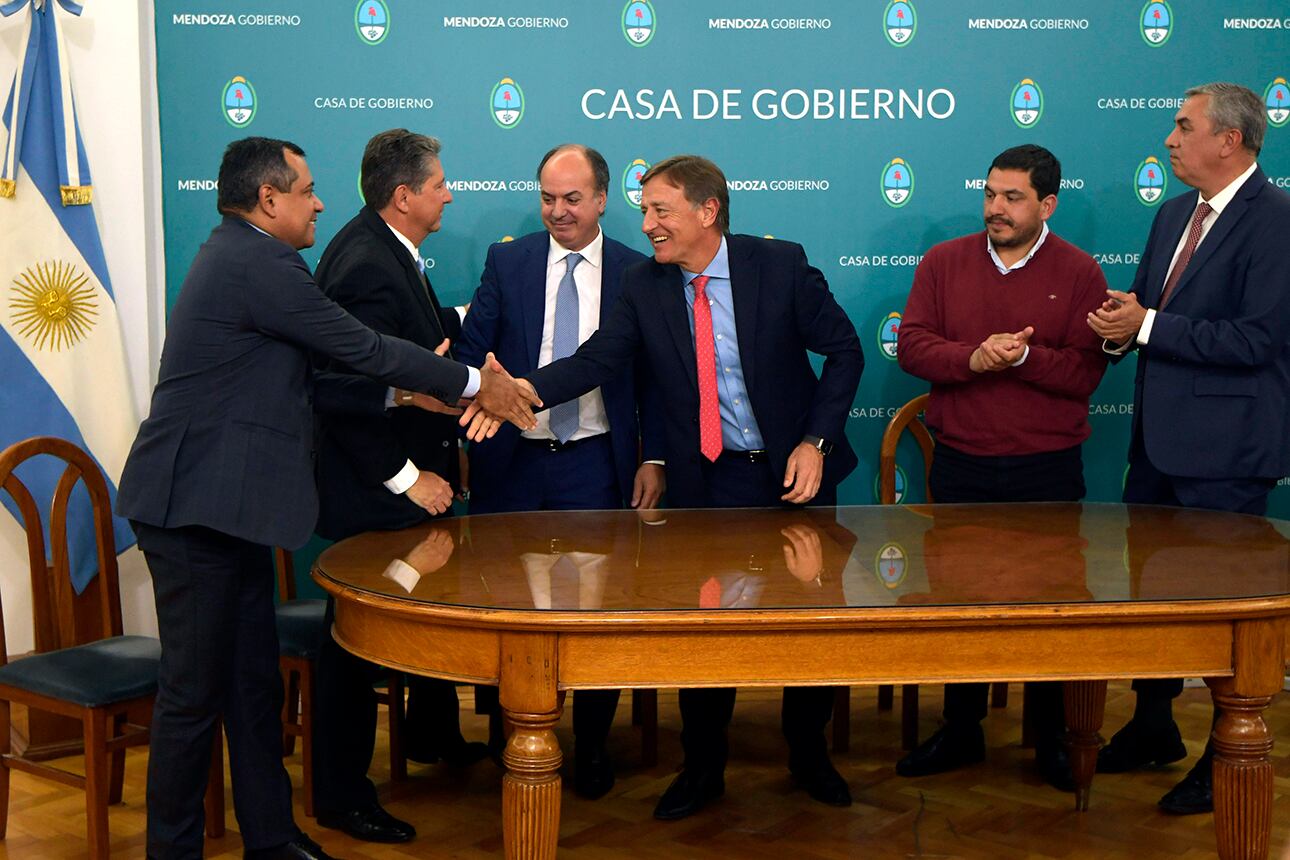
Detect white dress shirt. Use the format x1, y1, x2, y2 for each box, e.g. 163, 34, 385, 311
524, 229, 611, 441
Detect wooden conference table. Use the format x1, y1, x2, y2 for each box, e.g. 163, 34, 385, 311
314, 503, 1290, 860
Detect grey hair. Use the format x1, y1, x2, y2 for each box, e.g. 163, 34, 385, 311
1185, 83, 1265, 155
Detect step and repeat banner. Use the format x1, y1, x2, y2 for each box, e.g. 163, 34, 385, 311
155, 1, 1290, 511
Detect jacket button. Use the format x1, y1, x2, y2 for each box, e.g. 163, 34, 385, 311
442, 440, 450, 447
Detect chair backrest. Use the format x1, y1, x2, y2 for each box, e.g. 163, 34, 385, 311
275, 547, 297, 601
0, 436, 122, 666
878, 393, 933, 505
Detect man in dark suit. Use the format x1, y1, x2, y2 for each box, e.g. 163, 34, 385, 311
117, 137, 537, 860
1088, 82, 1290, 815
454, 144, 662, 799
516, 155, 864, 820
310, 130, 488, 845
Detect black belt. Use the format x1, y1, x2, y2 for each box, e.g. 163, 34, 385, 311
520, 434, 607, 453
716, 449, 768, 464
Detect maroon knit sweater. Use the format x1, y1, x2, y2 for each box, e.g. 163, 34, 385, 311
897, 230, 1110, 457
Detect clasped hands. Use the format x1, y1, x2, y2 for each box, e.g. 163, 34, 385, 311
1086, 290, 1146, 346
458, 353, 542, 442
969, 326, 1033, 373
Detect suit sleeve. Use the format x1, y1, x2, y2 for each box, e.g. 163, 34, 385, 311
455, 243, 502, 370
527, 285, 644, 409
897, 249, 978, 383
1145, 207, 1290, 368
245, 244, 469, 402
791, 245, 864, 443
1011, 259, 1110, 398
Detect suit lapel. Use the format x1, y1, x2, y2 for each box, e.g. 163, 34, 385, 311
521, 239, 546, 371
1167, 170, 1263, 303
1147, 196, 1196, 307
658, 264, 698, 395
361, 207, 447, 349
727, 236, 760, 396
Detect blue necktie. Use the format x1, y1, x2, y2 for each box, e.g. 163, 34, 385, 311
549, 252, 582, 443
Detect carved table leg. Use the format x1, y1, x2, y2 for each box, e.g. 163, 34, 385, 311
1063, 680, 1106, 812
500, 633, 562, 860
1208, 682, 1274, 860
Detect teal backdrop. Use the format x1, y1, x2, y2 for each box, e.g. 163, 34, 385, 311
154, 2, 1290, 592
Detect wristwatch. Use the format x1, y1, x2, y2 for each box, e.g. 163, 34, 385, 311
803, 434, 832, 456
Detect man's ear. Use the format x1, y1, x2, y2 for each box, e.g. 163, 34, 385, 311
257, 183, 278, 218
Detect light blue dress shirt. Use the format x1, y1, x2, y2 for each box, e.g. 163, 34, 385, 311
682, 236, 765, 451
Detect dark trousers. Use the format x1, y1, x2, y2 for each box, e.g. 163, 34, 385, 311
135, 523, 297, 859
928, 443, 1085, 747
469, 433, 621, 514
1123, 435, 1274, 702
311, 596, 474, 814
470, 433, 623, 747
680, 450, 838, 772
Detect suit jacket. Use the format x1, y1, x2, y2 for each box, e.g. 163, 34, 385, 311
527, 234, 863, 507
455, 230, 659, 507
118, 217, 468, 550
312, 206, 465, 540
1124, 168, 1290, 479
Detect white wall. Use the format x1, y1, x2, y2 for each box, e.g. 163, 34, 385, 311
0, 0, 162, 649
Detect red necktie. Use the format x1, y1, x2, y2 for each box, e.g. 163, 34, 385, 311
699, 576, 722, 608
691, 275, 723, 462
1159, 201, 1213, 307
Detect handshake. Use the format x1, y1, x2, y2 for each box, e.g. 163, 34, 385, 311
458, 352, 542, 441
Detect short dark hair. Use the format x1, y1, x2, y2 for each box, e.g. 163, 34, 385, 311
216, 137, 305, 214
988, 144, 1061, 200
361, 129, 442, 208
640, 155, 730, 233
535, 144, 610, 194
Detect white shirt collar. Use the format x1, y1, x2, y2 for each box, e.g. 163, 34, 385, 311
1198, 161, 1258, 217
987, 221, 1050, 275
547, 227, 603, 269
385, 221, 422, 264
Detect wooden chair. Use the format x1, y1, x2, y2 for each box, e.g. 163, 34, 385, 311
0, 436, 223, 858
865, 394, 1010, 752
274, 548, 406, 818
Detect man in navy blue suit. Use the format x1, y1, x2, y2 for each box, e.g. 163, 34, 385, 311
455, 144, 662, 799
1088, 82, 1290, 816
510, 155, 864, 820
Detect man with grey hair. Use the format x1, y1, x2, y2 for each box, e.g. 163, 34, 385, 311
310, 128, 489, 844
1088, 82, 1290, 815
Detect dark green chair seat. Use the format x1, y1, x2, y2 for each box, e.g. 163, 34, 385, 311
275, 599, 326, 660
0, 635, 160, 709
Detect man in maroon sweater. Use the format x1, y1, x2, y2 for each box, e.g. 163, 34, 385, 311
894, 144, 1109, 790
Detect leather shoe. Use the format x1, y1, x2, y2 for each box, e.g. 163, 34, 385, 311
317, 802, 415, 843
790, 758, 852, 807
1035, 744, 1075, 793
653, 767, 725, 820
1158, 759, 1212, 815
896, 724, 985, 777
1097, 719, 1186, 773
245, 834, 342, 859
574, 744, 615, 800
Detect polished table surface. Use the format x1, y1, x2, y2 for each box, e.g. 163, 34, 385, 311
314, 503, 1290, 859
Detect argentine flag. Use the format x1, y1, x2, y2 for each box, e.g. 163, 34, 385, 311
0, 0, 137, 593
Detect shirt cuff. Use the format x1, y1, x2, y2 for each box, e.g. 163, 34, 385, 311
385, 387, 398, 410
383, 459, 419, 494
1010, 345, 1030, 367
642, 459, 665, 467
455, 305, 468, 323
1136, 308, 1157, 345
462, 367, 481, 398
